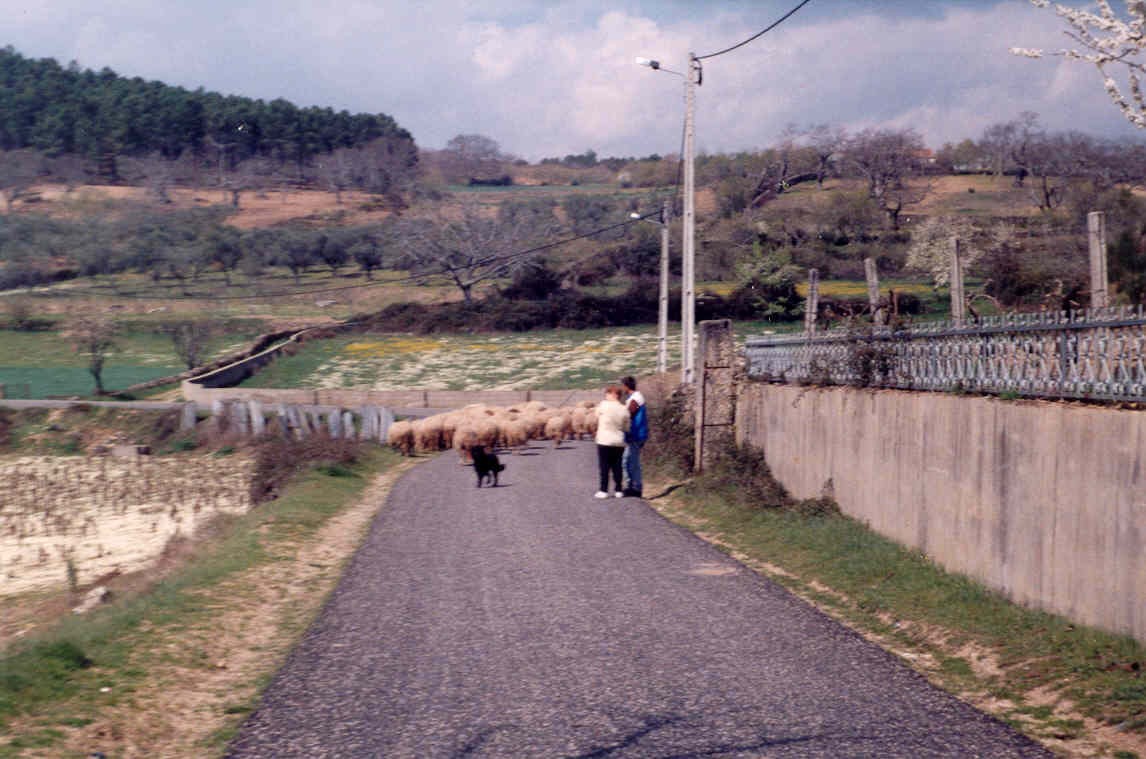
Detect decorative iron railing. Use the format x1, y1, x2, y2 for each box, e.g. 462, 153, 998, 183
744, 306, 1146, 402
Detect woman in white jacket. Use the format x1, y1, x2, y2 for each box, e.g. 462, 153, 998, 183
594, 385, 631, 498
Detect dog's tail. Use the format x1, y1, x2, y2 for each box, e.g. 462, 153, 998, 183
495, 462, 505, 472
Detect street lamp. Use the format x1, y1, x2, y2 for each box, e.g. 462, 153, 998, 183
637, 54, 700, 384
630, 198, 672, 374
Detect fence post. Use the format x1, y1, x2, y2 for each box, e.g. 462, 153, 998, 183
804, 269, 820, 336
1088, 211, 1109, 309
379, 407, 395, 444
180, 402, 197, 432
248, 400, 265, 437
694, 319, 736, 474
950, 238, 966, 327
864, 257, 883, 325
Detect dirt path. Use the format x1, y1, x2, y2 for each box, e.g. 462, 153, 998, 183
20, 458, 419, 759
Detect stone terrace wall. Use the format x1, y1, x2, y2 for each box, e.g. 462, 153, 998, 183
736, 382, 1146, 644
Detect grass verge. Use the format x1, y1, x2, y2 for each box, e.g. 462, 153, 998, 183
0, 444, 401, 757
643, 395, 1146, 758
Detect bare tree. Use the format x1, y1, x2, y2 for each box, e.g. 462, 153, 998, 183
935, 139, 987, 173
979, 119, 1021, 178
221, 157, 275, 208
121, 152, 188, 204
44, 153, 89, 192
441, 134, 509, 184
745, 126, 819, 207
0, 149, 43, 213
994, 114, 1135, 212
844, 128, 930, 230
398, 200, 559, 302
316, 138, 419, 207
315, 148, 356, 204
163, 320, 216, 370
806, 124, 847, 188
357, 137, 419, 205
205, 136, 238, 190
63, 313, 118, 395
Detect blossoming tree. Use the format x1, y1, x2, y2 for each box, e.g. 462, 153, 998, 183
1014, 0, 1146, 128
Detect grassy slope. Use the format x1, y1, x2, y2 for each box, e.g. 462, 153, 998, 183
643, 434, 1146, 758
0, 445, 400, 756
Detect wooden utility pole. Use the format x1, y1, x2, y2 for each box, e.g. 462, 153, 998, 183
950, 238, 966, 327
1088, 211, 1109, 309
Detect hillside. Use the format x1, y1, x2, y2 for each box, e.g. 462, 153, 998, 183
0, 46, 415, 177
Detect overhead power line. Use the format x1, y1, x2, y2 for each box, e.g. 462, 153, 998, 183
696, 0, 814, 61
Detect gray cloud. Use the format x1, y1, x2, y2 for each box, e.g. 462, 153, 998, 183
0, 0, 1141, 159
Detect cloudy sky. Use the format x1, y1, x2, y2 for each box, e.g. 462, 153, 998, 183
1, 0, 1140, 159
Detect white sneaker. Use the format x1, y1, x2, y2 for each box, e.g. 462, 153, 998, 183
594, 491, 608, 499
614, 491, 624, 498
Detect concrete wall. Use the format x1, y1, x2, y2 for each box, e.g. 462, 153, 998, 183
736, 383, 1146, 643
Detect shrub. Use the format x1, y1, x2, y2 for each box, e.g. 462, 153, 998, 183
249, 437, 361, 503
721, 273, 804, 322
891, 291, 924, 316
645, 387, 695, 478
499, 262, 563, 300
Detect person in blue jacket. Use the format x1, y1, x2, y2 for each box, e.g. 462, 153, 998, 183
620, 376, 648, 497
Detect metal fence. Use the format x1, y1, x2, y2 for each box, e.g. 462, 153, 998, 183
744, 306, 1146, 402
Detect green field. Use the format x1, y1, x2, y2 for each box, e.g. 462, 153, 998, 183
0, 367, 179, 398
0, 328, 257, 398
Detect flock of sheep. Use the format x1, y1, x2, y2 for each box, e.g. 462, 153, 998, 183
386, 400, 600, 460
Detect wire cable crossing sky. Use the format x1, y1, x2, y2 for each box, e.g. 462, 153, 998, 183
1, 1, 1141, 157
695, 0, 815, 60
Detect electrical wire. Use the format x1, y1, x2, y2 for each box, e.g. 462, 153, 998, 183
695, 0, 814, 61
39, 211, 665, 301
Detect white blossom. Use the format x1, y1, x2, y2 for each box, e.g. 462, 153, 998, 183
905, 217, 985, 288
1016, 0, 1146, 128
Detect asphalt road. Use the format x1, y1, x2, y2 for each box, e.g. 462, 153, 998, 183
226, 440, 1051, 758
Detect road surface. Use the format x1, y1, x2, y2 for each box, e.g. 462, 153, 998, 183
227, 440, 1050, 758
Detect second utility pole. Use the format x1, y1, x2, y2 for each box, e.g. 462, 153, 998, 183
681, 53, 699, 384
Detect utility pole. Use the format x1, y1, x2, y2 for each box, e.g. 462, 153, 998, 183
635, 52, 699, 382
1088, 211, 1109, 309
681, 53, 699, 384
804, 268, 820, 336
950, 238, 966, 327
864, 257, 883, 325
658, 198, 671, 374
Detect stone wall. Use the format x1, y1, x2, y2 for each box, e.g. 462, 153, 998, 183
735, 382, 1146, 644
181, 384, 601, 409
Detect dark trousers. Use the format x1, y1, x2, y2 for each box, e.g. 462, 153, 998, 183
597, 444, 624, 492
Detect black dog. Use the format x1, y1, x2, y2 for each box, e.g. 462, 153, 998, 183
472, 445, 505, 488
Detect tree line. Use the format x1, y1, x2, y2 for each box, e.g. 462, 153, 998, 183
0, 191, 671, 299
0, 46, 417, 183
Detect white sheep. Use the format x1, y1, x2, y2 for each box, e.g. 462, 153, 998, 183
386, 420, 415, 456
